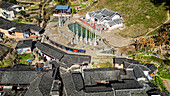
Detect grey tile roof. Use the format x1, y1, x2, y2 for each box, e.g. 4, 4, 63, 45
87, 12, 94, 17
60, 54, 91, 67
133, 66, 145, 78
100, 8, 116, 17
0, 17, 43, 32
84, 86, 113, 93
107, 18, 124, 25
0, 2, 14, 10
36, 42, 91, 67
120, 70, 136, 80
84, 91, 114, 96
61, 72, 78, 95
111, 80, 143, 90
93, 13, 103, 20
36, 42, 65, 60
123, 61, 132, 68
0, 69, 55, 96
113, 58, 140, 65
83, 68, 121, 86
127, 64, 136, 69
88, 8, 118, 21
138, 65, 150, 71
72, 72, 84, 91
115, 90, 131, 96
61, 68, 147, 96
15, 39, 33, 49
147, 89, 169, 96
131, 93, 148, 96
0, 71, 32, 84
145, 64, 157, 74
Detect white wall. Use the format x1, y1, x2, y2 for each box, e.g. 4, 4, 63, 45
17, 47, 31, 54
86, 13, 90, 19
12, 5, 24, 12
112, 14, 120, 20
137, 77, 146, 81
0, 8, 15, 20
108, 23, 123, 30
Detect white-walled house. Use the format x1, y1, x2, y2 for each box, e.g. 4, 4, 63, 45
0, 2, 24, 20
86, 8, 124, 30
15, 39, 33, 54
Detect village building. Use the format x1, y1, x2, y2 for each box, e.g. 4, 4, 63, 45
15, 39, 33, 54
113, 58, 158, 81
0, 17, 44, 39
0, 2, 24, 20
85, 8, 124, 30
61, 68, 168, 96
53, 5, 72, 17
35, 42, 91, 68
0, 62, 61, 96
145, 64, 158, 77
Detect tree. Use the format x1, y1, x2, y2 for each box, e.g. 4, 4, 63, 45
19, 10, 26, 17
56, 0, 68, 5
9, 0, 17, 4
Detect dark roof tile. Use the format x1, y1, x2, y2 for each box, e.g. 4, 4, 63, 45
145, 64, 157, 74
15, 39, 32, 49
0, 17, 43, 32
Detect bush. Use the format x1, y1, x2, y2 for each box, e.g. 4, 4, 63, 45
19, 10, 26, 17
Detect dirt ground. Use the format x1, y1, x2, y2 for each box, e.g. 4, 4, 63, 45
162, 78, 170, 92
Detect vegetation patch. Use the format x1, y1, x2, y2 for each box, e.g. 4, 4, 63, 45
25, 5, 39, 9
23, 0, 42, 3
17, 54, 34, 60
80, 0, 167, 38
151, 76, 170, 94
158, 64, 170, 80
18, 61, 28, 65
94, 62, 113, 68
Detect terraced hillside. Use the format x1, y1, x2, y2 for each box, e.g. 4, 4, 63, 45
78, 0, 167, 38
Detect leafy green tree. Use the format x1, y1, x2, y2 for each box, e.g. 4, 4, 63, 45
9, 0, 17, 4
19, 10, 26, 17
56, 0, 68, 5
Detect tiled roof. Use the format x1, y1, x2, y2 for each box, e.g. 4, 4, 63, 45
145, 64, 157, 74
0, 68, 55, 96
36, 42, 65, 60
84, 86, 113, 93
0, 2, 14, 11
84, 68, 121, 86
107, 18, 124, 25
0, 17, 43, 32
55, 5, 69, 9
72, 72, 84, 91
113, 58, 140, 65
61, 68, 148, 96
100, 8, 116, 17
15, 39, 33, 49
36, 42, 91, 67
111, 79, 143, 90
133, 66, 145, 78
61, 72, 78, 95
115, 90, 131, 96
60, 54, 91, 67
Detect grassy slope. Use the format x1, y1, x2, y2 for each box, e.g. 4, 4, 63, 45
78, 0, 167, 38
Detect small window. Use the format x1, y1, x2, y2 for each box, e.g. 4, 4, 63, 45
119, 64, 121, 66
